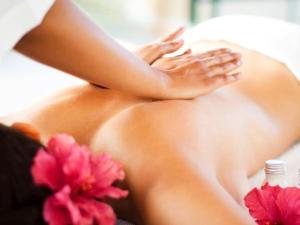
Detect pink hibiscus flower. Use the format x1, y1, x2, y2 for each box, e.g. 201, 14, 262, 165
31, 134, 128, 225
244, 183, 300, 225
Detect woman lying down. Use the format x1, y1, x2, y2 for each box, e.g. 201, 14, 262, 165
1, 15, 300, 225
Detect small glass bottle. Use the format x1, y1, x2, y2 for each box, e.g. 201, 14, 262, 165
264, 160, 288, 187
297, 169, 300, 188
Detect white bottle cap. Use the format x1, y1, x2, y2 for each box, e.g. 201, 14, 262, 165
298, 169, 300, 187
265, 160, 286, 175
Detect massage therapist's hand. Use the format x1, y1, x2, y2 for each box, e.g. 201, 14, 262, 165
153, 48, 242, 99
134, 28, 242, 99
134, 27, 186, 65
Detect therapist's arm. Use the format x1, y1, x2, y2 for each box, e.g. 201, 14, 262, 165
15, 0, 241, 99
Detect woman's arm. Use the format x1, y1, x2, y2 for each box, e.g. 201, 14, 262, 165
15, 0, 241, 99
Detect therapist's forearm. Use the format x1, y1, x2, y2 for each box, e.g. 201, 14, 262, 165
15, 0, 242, 99
15, 0, 166, 98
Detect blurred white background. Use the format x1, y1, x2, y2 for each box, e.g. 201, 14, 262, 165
74, 0, 300, 44
1, 0, 300, 116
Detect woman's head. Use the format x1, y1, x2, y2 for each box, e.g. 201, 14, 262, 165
0, 123, 49, 224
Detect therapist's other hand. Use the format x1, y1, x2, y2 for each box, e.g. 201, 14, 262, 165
155, 48, 242, 99
134, 27, 185, 65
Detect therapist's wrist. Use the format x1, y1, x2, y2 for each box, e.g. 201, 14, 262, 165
146, 68, 173, 100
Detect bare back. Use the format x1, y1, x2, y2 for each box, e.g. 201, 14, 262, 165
4, 41, 300, 224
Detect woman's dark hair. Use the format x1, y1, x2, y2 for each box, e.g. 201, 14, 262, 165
0, 124, 50, 225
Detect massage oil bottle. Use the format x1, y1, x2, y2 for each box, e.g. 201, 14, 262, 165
297, 169, 300, 188
264, 160, 288, 187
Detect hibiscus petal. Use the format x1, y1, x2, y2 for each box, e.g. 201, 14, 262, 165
75, 197, 116, 225
91, 154, 126, 190
91, 186, 129, 199
62, 145, 92, 190
46, 134, 94, 192
276, 187, 300, 225
31, 149, 63, 190
47, 134, 76, 158
44, 186, 81, 225
244, 184, 281, 224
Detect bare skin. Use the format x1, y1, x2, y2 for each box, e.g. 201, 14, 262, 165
15, 0, 240, 99
2, 41, 300, 225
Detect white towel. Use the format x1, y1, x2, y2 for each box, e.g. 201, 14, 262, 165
184, 15, 300, 82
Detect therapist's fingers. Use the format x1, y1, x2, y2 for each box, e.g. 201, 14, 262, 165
194, 48, 232, 59
153, 51, 241, 72
176, 48, 192, 57
203, 72, 242, 90
135, 39, 184, 65
160, 26, 186, 42
174, 48, 233, 62
165, 65, 242, 99
206, 59, 241, 77
157, 39, 185, 56
136, 27, 187, 65
201, 52, 241, 68
175, 51, 241, 67
152, 48, 193, 70
172, 55, 241, 79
